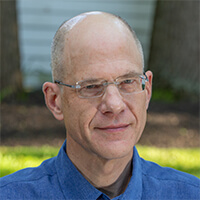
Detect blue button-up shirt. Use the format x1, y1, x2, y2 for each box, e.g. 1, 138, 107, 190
0, 140, 199, 199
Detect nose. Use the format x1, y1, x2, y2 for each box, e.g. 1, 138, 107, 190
98, 85, 126, 116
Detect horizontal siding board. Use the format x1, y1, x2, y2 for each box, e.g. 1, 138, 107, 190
22, 61, 51, 73
19, 9, 154, 19
22, 56, 50, 64
18, 0, 155, 14
21, 45, 50, 56
20, 29, 54, 42
19, 15, 152, 31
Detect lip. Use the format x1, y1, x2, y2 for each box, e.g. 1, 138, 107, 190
95, 124, 130, 132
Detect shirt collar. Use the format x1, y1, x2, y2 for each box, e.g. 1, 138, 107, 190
55, 140, 102, 200
55, 140, 142, 200
118, 146, 143, 200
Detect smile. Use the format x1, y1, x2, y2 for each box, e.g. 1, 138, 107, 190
95, 124, 130, 133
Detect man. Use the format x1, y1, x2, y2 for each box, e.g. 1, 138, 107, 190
0, 11, 199, 200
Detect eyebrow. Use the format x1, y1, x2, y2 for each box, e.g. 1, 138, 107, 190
79, 71, 142, 83
117, 71, 142, 79
79, 78, 104, 84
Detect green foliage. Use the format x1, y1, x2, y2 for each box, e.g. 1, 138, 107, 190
0, 146, 199, 178
151, 88, 198, 103
0, 88, 28, 103
0, 87, 13, 102
0, 146, 59, 177
137, 145, 200, 178
152, 88, 178, 102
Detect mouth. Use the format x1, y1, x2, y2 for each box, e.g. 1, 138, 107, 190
95, 124, 130, 133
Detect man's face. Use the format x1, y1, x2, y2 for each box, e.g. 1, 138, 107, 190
60, 16, 152, 160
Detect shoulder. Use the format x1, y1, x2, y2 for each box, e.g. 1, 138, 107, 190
140, 158, 200, 199
141, 157, 199, 186
0, 157, 56, 186
0, 157, 60, 199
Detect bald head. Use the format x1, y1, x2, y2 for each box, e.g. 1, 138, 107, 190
51, 11, 144, 81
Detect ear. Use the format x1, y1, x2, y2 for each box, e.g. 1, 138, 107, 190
42, 82, 64, 121
145, 70, 153, 110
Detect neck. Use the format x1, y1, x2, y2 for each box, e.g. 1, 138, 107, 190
66, 135, 133, 188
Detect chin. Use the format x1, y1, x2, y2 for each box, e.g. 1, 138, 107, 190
93, 140, 134, 160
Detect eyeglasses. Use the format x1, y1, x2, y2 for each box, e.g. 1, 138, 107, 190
55, 73, 149, 98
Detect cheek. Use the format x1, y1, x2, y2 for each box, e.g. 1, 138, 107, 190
62, 95, 97, 135
127, 93, 147, 125
79, 107, 98, 132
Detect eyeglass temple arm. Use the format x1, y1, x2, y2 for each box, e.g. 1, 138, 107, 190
54, 80, 76, 88
143, 72, 149, 82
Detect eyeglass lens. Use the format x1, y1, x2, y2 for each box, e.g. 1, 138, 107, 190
77, 76, 145, 98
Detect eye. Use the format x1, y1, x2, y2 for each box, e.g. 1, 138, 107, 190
85, 84, 101, 89
121, 79, 135, 84
80, 83, 104, 97
118, 78, 138, 90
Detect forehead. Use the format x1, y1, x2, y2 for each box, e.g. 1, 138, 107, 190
69, 62, 143, 84
63, 14, 143, 82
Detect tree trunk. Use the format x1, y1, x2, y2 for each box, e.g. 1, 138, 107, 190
148, 0, 199, 96
0, 0, 22, 99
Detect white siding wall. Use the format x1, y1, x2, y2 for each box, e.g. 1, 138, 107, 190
17, 0, 156, 89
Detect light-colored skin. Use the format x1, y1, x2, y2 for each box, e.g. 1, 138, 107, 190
43, 12, 153, 190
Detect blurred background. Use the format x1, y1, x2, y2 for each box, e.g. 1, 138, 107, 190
1, 0, 199, 147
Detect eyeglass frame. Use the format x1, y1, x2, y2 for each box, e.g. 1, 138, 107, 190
54, 72, 149, 98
